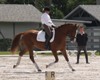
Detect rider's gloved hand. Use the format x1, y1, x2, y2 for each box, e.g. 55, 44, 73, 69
52, 25, 56, 29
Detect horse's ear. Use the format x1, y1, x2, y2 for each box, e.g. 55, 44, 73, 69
75, 24, 79, 28
75, 24, 77, 26
74, 24, 80, 30
77, 24, 80, 28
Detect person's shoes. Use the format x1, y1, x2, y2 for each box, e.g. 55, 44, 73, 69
76, 62, 79, 64
86, 62, 90, 64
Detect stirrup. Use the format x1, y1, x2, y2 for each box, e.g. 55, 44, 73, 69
45, 45, 51, 50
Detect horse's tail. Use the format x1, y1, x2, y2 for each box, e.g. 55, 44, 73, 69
11, 33, 23, 53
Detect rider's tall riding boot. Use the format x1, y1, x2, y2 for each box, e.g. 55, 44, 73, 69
45, 36, 51, 50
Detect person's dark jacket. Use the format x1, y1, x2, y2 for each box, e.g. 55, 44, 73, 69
76, 33, 88, 46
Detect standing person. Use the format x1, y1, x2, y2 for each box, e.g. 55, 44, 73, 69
76, 26, 89, 64
41, 7, 56, 50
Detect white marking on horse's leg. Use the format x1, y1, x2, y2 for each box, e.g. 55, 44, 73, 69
33, 50, 37, 57
46, 62, 55, 68
34, 63, 41, 72
67, 61, 75, 71
13, 56, 21, 68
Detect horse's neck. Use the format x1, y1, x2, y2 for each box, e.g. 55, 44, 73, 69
55, 27, 68, 39
56, 26, 68, 35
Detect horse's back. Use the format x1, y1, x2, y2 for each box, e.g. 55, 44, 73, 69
26, 29, 38, 35
24, 29, 38, 33
21, 29, 38, 42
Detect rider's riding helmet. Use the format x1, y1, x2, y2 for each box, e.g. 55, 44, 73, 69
43, 7, 50, 12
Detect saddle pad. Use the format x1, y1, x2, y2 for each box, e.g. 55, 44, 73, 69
37, 28, 55, 42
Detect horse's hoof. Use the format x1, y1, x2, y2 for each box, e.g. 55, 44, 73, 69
72, 69, 75, 71
38, 69, 42, 72
13, 65, 16, 68
46, 65, 48, 68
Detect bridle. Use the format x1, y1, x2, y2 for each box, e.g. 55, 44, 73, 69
74, 29, 78, 41
70, 28, 78, 42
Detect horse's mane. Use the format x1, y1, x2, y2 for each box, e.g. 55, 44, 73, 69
57, 23, 76, 28
58, 24, 67, 28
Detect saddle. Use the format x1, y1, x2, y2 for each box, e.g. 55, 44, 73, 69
37, 28, 55, 42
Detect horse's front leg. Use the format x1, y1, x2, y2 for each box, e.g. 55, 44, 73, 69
46, 51, 59, 68
29, 50, 41, 72
61, 49, 75, 71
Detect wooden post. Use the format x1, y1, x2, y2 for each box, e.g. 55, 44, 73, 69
45, 71, 55, 80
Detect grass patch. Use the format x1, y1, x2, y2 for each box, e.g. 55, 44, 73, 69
0, 51, 12, 55
0, 51, 20, 55
0, 51, 100, 56
95, 51, 100, 55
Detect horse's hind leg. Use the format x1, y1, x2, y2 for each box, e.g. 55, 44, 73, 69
13, 56, 21, 68
29, 50, 41, 72
13, 50, 26, 68
46, 51, 59, 68
61, 49, 75, 71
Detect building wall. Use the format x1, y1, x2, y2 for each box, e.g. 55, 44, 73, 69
86, 27, 100, 51
14, 22, 40, 37
0, 22, 40, 39
0, 22, 13, 39
96, 0, 100, 4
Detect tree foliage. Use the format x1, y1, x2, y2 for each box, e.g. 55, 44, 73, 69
34, 0, 52, 11
6, 0, 35, 4
34, 0, 64, 18
51, 6, 64, 19
52, 0, 96, 16
0, 0, 7, 3
68, 0, 96, 14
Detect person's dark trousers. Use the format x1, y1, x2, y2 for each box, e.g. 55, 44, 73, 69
43, 24, 52, 50
76, 46, 89, 64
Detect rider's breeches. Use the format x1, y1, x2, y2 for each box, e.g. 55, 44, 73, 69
43, 24, 52, 37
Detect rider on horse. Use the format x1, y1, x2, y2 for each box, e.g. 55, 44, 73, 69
41, 7, 56, 50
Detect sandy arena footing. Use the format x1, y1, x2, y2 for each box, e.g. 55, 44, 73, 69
0, 55, 100, 80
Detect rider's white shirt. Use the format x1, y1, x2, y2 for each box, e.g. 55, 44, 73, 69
41, 12, 55, 27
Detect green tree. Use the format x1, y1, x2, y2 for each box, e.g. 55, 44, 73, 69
51, 6, 64, 19
34, 0, 64, 18
67, 0, 96, 14
6, 0, 35, 4
0, 0, 7, 3
52, 0, 68, 16
34, 0, 52, 12
0, 0, 96, 18
34, 0, 44, 11
52, 0, 96, 16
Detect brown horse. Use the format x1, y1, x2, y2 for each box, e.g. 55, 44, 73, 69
11, 23, 79, 72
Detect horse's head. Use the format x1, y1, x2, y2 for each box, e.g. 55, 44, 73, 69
57, 23, 79, 41
67, 24, 79, 41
